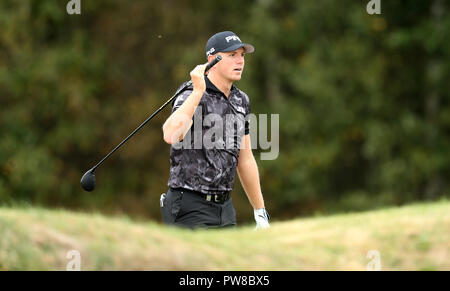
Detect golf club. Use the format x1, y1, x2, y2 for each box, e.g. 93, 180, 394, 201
81, 55, 222, 191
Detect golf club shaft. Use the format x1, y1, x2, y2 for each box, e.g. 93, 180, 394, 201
91, 94, 175, 171
91, 55, 222, 172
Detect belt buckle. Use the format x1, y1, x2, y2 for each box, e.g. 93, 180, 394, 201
214, 195, 220, 203
206, 194, 212, 202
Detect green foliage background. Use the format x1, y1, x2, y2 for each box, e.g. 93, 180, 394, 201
0, 0, 448, 223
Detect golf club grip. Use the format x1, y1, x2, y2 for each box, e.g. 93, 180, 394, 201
179, 55, 222, 89
205, 55, 222, 73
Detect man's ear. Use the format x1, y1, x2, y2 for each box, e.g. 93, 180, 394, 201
207, 54, 216, 63
206, 54, 219, 75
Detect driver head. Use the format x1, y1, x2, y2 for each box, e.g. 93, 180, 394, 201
81, 169, 96, 192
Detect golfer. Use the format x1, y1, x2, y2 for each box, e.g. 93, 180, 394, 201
161, 31, 270, 229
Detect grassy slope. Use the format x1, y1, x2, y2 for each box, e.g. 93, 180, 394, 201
0, 200, 449, 270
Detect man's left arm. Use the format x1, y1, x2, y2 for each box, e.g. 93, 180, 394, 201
237, 134, 270, 229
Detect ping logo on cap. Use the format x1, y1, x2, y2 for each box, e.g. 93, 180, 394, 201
206, 47, 216, 56
225, 35, 241, 43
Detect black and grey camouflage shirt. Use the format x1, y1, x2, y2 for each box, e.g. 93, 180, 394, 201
167, 76, 250, 195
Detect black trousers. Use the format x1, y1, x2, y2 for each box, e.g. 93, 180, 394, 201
160, 188, 237, 229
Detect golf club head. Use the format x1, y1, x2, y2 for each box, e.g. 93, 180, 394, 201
80, 168, 96, 192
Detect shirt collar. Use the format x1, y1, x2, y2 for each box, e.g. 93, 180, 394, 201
205, 76, 237, 97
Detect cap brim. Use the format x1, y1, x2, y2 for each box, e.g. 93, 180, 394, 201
222, 43, 255, 54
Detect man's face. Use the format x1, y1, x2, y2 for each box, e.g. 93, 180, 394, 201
209, 48, 245, 82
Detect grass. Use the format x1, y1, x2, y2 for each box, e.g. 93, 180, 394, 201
0, 200, 449, 270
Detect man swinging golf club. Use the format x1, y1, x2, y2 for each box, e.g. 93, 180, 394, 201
161, 31, 270, 229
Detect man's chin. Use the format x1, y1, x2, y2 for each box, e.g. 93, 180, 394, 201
230, 75, 242, 82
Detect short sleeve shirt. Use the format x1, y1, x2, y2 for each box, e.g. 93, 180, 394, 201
167, 76, 251, 194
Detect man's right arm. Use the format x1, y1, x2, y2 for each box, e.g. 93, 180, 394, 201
162, 64, 207, 144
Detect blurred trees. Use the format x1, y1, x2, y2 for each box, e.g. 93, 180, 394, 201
0, 0, 448, 222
